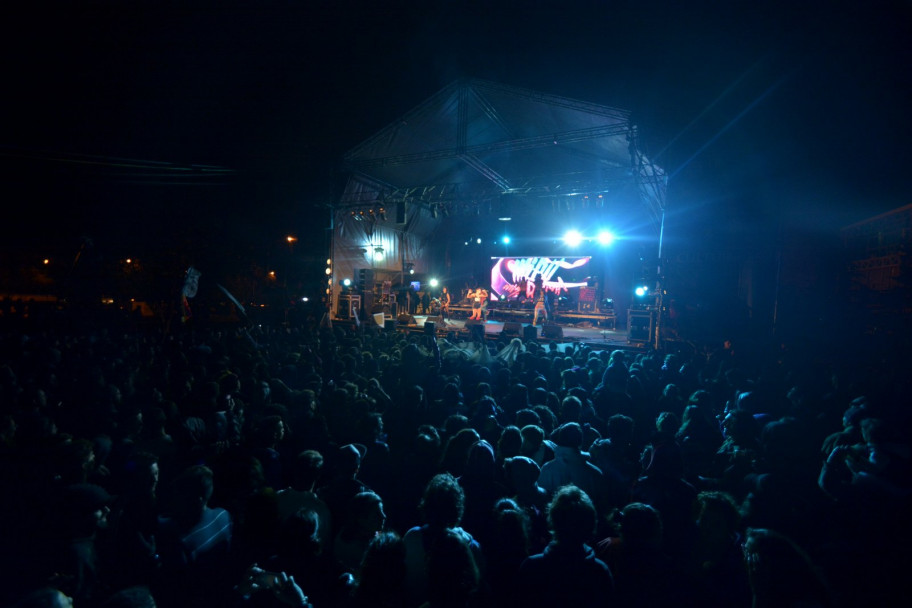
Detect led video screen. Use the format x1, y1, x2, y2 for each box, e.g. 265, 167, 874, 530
490, 256, 593, 301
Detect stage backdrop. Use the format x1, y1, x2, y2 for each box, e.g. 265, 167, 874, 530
490, 256, 594, 301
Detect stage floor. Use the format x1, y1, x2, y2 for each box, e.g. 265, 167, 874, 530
394, 315, 641, 350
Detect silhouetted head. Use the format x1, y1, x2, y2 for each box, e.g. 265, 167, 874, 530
547, 485, 596, 546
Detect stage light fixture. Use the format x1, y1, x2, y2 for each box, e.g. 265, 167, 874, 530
429, 278, 439, 287
596, 231, 615, 246
476, 238, 482, 244
503, 235, 511, 244
635, 285, 649, 297
342, 278, 352, 288
563, 230, 584, 248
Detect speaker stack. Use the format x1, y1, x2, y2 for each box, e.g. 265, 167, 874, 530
465, 319, 485, 342
502, 321, 523, 337
542, 323, 563, 340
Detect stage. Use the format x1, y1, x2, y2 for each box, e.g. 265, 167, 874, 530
367, 313, 642, 351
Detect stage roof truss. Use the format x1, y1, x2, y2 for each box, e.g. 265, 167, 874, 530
336, 78, 666, 229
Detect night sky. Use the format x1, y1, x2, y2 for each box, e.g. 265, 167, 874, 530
3, 0, 910, 266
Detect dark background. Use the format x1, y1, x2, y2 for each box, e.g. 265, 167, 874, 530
2, 0, 909, 319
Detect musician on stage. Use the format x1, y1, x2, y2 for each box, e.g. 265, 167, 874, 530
440, 286, 451, 319
532, 276, 549, 326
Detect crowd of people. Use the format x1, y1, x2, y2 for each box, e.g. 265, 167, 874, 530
1, 303, 910, 607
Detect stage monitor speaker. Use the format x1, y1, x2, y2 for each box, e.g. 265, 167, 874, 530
523, 324, 539, 341
384, 319, 397, 332
423, 321, 436, 335
397, 313, 416, 325
468, 322, 485, 342
502, 321, 522, 336
542, 323, 563, 340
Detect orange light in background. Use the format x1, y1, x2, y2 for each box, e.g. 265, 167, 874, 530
268, 271, 276, 279
43, 259, 49, 265
126, 258, 132, 264
286, 235, 297, 244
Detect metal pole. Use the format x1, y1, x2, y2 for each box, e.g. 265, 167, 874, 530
328, 207, 335, 319
653, 207, 666, 350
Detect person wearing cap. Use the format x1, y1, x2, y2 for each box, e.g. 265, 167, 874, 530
537, 423, 605, 510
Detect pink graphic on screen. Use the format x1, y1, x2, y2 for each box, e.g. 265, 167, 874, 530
491, 256, 592, 301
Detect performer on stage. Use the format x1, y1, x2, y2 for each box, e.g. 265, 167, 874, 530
532, 276, 549, 326
440, 286, 451, 319
468, 286, 485, 320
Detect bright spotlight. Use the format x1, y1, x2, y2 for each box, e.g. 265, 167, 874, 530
301, 297, 309, 302
342, 278, 352, 288
635, 285, 649, 297
373, 250, 384, 262
503, 235, 511, 244
409, 268, 415, 275
476, 238, 482, 244
563, 230, 584, 248
596, 231, 615, 246
429, 278, 439, 287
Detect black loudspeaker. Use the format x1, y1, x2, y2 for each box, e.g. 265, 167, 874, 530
398, 314, 415, 325
523, 324, 539, 341
502, 321, 522, 336
542, 323, 563, 340
384, 319, 397, 332
469, 323, 485, 342
424, 321, 436, 335
628, 311, 653, 343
